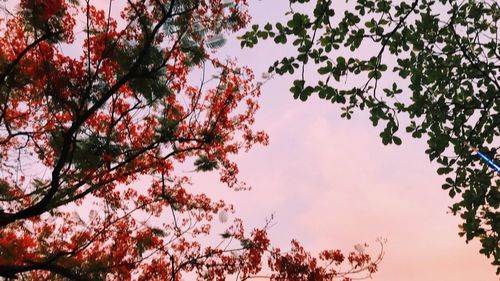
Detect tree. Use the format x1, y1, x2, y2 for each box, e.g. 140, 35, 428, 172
240, 0, 500, 273
0, 0, 383, 279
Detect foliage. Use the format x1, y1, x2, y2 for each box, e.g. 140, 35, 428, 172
240, 0, 500, 273
0, 0, 383, 280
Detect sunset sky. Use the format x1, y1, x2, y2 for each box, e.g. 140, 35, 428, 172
189, 1, 499, 280
1, 0, 497, 279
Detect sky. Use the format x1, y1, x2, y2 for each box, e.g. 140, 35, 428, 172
1, 0, 497, 280
189, 0, 499, 280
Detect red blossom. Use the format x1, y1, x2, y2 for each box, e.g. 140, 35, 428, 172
0, 0, 383, 280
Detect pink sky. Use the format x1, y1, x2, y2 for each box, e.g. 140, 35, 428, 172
1, 0, 496, 279
189, 0, 499, 280
192, 91, 498, 280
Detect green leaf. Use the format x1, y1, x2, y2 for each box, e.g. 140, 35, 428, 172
368, 70, 382, 79
151, 228, 166, 237
393, 136, 402, 145
194, 154, 219, 172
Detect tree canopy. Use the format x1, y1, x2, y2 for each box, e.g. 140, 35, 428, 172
0, 0, 383, 280
240, 0, 500, 273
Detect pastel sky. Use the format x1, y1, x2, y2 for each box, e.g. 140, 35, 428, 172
190, 0, 499, 280
1, 0, 497, 280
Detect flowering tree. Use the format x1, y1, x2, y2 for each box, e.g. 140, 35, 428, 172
0, 0, 383, 280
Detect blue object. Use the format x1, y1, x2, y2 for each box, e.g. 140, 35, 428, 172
476, 151, 500, 173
